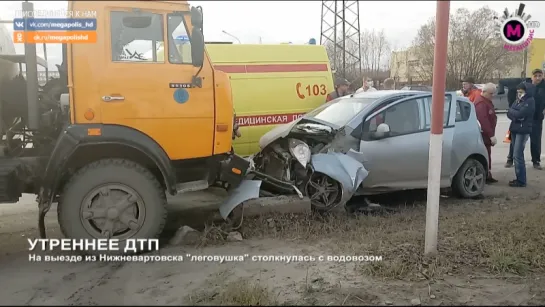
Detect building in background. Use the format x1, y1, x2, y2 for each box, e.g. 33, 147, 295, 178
389, 47, 428, 87
527, 38, 545, 77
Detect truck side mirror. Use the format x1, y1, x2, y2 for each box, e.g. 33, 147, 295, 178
190, 7, 204, 68
190, 7, 203, 29
191, 27, 204, 68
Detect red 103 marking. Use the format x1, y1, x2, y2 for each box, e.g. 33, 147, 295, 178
296, 83, 327, 99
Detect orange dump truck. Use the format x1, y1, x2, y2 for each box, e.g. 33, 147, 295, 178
205, 44, 334, 156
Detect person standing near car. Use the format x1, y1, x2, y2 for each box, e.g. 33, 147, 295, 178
382, 78, 395, 90
504, 69, 545, 169
326, 78, 350, 102
507, 82, 535, 187
356, 77, 377, 93
529, 69, 545, 169
474, 83, 498, 184
461, 77, 482, 103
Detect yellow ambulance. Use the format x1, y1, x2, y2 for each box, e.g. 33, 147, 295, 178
206, 43, 334, 156
152, 42, 334, 156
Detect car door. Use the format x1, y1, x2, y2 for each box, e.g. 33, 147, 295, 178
423, 93, 456, 185
358, 93, 454, 191
95, 7, 215, 160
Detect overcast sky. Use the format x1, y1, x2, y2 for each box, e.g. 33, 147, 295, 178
1, 0, 544, 70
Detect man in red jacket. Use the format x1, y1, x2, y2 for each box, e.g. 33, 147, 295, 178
326, 78, 350, 102
474, 83, 498, 183
462, 77, 482, 103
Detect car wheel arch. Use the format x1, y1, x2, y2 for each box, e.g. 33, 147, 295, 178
453, 153, 488, 179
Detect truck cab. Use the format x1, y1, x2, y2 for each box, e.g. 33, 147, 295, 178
0, 1, 247, 253
68, 0, 234, 159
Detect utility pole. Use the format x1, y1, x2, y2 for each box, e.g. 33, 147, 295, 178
425, 0, 451, 256
522, 47, 528, 78
320, 1, 361, 80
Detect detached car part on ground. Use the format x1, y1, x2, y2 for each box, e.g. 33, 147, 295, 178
220, 90, 490, 219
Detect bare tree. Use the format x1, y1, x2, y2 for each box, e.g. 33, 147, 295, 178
360, 29, 390, 76
324, 29, 392, 90
324, 33, 361, 83
411, 7, 521, 89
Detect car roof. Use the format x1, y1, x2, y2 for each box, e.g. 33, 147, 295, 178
349, 90, 426, 99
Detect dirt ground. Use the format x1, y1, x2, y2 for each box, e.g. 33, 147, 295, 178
0, 163, 544, 306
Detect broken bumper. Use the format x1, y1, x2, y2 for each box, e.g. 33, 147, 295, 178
218, 151, 368, 220
310, 152, 368, 205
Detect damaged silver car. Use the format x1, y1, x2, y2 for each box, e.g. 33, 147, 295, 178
220, 90, 489, 219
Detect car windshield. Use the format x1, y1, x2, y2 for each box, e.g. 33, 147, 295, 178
303, 97, 377, 127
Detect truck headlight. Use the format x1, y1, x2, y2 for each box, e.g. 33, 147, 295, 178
288, 138, 311, 168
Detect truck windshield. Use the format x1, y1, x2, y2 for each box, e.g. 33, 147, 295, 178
304, 97, 377, 127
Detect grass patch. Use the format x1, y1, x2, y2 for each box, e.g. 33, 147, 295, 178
237, 195, 545, 280
187, 278, 276, 306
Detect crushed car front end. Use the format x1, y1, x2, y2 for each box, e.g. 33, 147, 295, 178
219, 97, 377, 219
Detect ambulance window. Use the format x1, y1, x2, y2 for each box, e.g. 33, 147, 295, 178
167, 14, 192, 64
110, 11, 164, 63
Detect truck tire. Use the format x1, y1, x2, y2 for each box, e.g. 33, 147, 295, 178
451, 158, 486, 198
57, 158, 167, 255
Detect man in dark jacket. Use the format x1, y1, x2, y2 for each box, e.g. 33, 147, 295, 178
498, 77, 522, 107
326, 78, 350, 102
504, 69, 545, 168
529, 69, 545, 169
474, 83, 498, 183
507, 82, 536, 187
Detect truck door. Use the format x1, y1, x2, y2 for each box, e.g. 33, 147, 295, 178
98, 7, 215, 160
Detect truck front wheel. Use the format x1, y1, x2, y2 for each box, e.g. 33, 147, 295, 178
57, 159, 167, 254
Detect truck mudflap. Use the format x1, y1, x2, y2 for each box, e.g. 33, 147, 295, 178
218, 151, 368, 219
38, 128, 79, 238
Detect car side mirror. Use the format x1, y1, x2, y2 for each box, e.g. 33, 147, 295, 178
373, 123, 390, 139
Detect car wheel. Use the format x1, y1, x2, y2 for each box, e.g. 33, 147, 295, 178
57, 159, 167, 255
304, 172, 343, 212
452, 158, 486, 198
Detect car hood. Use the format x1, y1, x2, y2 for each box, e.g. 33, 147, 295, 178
258, 119, 302, 149
258, 117, 334, 149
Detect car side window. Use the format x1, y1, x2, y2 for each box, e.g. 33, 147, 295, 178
424, 95, 451, 127
455, 99, 471, 122
110, 11, 165, 62
363, 98, 423, 140
167, 14, 192, 64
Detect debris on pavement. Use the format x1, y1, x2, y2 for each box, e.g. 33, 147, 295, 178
169, 225, 201, 246
411, 298, 421, 306
243, 196, 311, 216
227, 231, 243, 242
266, 218, 276, 228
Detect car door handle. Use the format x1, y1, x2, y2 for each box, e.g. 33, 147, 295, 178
102, 95, 125, 102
